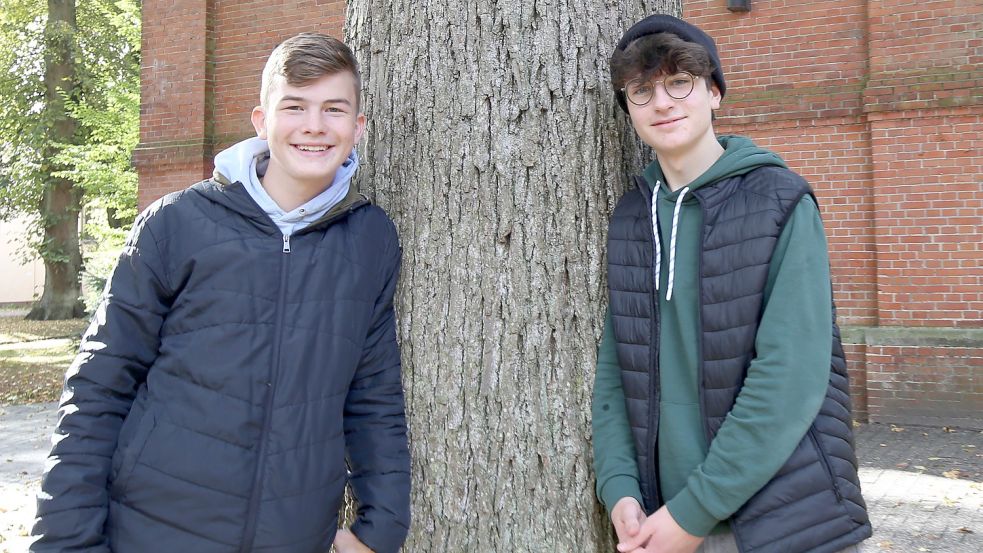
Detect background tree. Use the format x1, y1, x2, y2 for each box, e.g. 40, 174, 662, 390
0, 0, 140, 319
346, 0, 676, 549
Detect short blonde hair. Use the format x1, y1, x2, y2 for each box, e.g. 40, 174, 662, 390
260, 33, 361, 110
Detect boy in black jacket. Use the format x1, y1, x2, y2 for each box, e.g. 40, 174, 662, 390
32, 33, 410, 553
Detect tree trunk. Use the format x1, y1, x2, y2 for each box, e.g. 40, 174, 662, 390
346, 1, 677, 550
28, 0, 84, 320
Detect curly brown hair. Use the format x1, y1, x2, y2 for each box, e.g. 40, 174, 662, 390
609, 32, 714, 91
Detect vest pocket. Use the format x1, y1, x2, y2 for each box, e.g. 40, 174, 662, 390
110, 405, 158, 499
808, 428, 843, 502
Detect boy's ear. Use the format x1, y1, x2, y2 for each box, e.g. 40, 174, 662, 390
354, 112, 367, 144
251, 106, 268, 139
710, 83, 722, 110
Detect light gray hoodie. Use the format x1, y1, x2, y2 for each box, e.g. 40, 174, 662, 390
212, 136, 359, 236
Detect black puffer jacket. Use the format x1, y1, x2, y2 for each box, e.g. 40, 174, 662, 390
32, 180, 410, 553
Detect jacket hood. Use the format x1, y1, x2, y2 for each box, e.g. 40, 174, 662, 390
204, 137, 365, 235
642, 135, 787, 195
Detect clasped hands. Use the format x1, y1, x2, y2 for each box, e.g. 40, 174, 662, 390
611, 497, 704, 553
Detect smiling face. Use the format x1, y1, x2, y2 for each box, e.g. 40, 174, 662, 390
250, 71, 366, 197
626, 74, 720, 158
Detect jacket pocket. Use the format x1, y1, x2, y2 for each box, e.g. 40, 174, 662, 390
808, 427, 843, 502
110, 405, 158, 499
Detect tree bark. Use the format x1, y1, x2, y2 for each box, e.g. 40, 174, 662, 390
346, 1, 677, 550
28, 0, 84, 320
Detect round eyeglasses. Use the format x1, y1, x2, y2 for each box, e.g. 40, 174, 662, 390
621, 72, 700, 105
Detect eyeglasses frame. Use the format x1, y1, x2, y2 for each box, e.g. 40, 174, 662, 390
620, 72, 702, 106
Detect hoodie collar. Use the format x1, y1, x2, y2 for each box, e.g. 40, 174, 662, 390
639, 135, 788, 303
211, 137, 360, 236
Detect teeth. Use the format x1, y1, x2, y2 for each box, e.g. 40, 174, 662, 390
296, 145, 328, 152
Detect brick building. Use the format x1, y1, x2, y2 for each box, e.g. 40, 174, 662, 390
135, 0, 982, 426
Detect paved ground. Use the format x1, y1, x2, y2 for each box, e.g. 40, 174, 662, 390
1, 404, 980, 552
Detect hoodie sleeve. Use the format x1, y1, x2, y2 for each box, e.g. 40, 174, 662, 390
666, 196, 833, 536
592, 309, 644, 512
345, 228, 411, 553
32, 209, 173, 552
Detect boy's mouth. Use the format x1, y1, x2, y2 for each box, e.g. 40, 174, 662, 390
294, 144, 332, 152
653, 116, 685, 127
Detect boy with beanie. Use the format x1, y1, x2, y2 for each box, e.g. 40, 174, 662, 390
592, 14, 871, 553
32, 33, 410, 553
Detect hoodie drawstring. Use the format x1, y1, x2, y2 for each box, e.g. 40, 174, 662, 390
651, 182, 689, 302
651, 184, 662, 293
666, 187, 689, 301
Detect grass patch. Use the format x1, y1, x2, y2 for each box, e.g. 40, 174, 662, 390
0, 317, 88, 404
0, 317, 88, 345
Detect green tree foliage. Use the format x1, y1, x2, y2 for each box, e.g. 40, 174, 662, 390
0, 0, 140, 317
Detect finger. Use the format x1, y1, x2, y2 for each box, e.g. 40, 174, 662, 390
617, 519, 654, 551
624, 515, 640, 536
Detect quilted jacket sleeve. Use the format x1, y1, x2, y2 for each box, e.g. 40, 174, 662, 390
345, 231, 411, 553
31, 211, 173, 552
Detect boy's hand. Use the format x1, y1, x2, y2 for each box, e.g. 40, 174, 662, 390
616, 505, 703, 553
334, 528, 375, 553
611, 497, 646, 551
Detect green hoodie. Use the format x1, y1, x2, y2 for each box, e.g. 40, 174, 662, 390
591, 136, 833, 537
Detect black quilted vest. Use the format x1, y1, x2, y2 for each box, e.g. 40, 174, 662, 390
606, 166, 871, 553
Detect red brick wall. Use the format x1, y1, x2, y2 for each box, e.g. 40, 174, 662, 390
138, 0, 983, 425
865, 332, 982, 427
135, 0, 213, 206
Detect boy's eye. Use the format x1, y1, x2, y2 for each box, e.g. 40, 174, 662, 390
630, 83, 653, 95
284, 105, 303, 111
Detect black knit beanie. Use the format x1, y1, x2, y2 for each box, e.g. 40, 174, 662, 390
612, 14, 726, 113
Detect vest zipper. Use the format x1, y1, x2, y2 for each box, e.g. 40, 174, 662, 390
808, 428, 843, 501
239, 237, 292, 552
642, 176, 663, 510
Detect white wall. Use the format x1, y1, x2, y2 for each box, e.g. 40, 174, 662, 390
0, 218, 44, 303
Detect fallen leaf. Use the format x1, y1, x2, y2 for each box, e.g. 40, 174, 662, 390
942, 469, 962, 479
943, 426, 954, 433
917, 548, 929, 552
895, 462, 909, 469
928, 457, 942, 461
879, 443, 887, 447
891, 425, 905, 432
877, 541, 893, 549
852, 420, 861, 428
956, 527, 973, 534
913, 465, 927, 471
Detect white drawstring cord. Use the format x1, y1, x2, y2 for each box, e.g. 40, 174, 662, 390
666, 186, 689, 301
651, 183, 661, 292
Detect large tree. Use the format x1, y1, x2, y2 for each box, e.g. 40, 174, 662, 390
346, 1, 676, 549
0, 0, 140, 319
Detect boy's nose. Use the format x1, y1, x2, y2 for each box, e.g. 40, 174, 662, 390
649, 85, 676, 110
304, 113, 327, 134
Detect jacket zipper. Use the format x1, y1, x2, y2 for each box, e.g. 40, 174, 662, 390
239, 234, 291, 552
